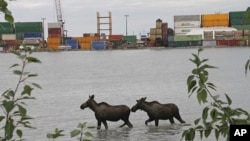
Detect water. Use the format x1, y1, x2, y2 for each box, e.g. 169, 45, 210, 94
0, 47, 250, 141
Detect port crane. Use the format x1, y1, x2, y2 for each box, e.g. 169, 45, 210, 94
54, 0, 70, 49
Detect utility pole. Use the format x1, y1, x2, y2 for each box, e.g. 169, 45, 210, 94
41, 18, 46, 48
124, 14, 129, 36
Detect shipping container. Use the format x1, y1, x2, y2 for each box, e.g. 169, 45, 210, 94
65, 39, 79, 49
23, 32, 43, 39
174, 35, 202, 41
15, 22, 43, 33
174, 21, 201, 28
156, 19, 162, 28
174, 27, 192, 35
80, 43, 91, 50
48, 23, 61, 28
201, 13, 229, 27
109, 35, 123, 41
91, 41, 109, 50
229, 11, 250, 25
168, 35, 174, 42
162, 23, 168, 46
2, 34, 16, 40
174, 15, 200, 22
231, 25, 250, 30
150, 28, 156, 35
0, 22, 14, 34
202, 40, 216, 47
122, 35, 137, 44
47, 37, 61, 44
216, 40, 245, 46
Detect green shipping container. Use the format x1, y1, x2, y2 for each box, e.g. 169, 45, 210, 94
231, 25, 250, 30
0, 22, 14, 34
15, 22, 43, 33
122, 35, 137, 43
174, 35, 202, 41
229, 11, 250, 25
168, 41, 202, 47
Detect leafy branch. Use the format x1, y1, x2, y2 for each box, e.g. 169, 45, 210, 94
182, 48, 250, 141
0, 49, 41, 140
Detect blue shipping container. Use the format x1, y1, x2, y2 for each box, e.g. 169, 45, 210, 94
91, 41, 109, 50
66, 39, 79, 49
23, 32, 43, 38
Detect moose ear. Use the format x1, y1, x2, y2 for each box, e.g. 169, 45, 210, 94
136, 100, 139, 103
143, 97, 147, 100
89, 95, 95, 99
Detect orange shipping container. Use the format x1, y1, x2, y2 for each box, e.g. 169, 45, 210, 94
201, 13, 229, 27
47, 37, 61, 44
75, 37, 99, 43
80, 43, 91, 50
47, 43, 60, 50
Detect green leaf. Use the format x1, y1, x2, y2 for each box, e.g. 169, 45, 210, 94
215, 129, 220, 141
188, 80, 196, 93
28, 74, 38, 78
194, 118, 201, 125
210, 108, 218, 121
245, 59, 250, 76
18, 105, 27, 117
225, 94, 232, 105
84, 131, 93, 137
26, 57, 41, 63
5, 120, 15, 140
205, 128, 212, 138
197, 89, 207, 104
13, 70, 22, 75
202, 107, 209, 120
3, 101, 15, 113
9, 63, 19, 68
32, 83, 42, 89
0, 116, 5, 122
16, 129, 23, 138
21, 85, 33, 96
70, 130, 80, 138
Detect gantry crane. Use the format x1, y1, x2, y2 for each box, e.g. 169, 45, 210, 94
54, 0, 70, 49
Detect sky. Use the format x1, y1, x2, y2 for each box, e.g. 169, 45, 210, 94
1, 0, 249, 38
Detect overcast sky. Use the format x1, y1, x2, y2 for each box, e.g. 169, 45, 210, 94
2, 0, 249, 38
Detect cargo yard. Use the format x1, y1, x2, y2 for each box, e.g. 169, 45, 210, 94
0, 6, 250, 52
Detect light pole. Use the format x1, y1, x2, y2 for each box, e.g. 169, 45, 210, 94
124, 14, 129, 36
41, 18, 46, 47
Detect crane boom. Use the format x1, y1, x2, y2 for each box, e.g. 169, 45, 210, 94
54, 0, 63, 23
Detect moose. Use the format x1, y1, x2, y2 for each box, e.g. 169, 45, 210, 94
131, 97, 185, 126
80, 95, 133, 129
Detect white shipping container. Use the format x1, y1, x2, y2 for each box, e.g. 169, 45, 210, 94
174, 21, 201, 28
48, 23, 61, 28
174, 27, 192, 35
2, 34, 16, 40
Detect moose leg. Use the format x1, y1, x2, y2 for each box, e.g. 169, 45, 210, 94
103, 120, 108, 129
145, 119, 154, 126
169, 117, 175, 124
155, 120, 159, 126
97, 121, 102, 129
126, 120, 133, 128
175, 114, 185, 123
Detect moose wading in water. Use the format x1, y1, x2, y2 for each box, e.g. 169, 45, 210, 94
131, 97, 185, 126
80, 95, 133, 129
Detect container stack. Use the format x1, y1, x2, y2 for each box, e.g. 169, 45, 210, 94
47, 23, 62, 50
162, 23, 168, 46
15, 22, 43, 40
149, 19, 163, 46
203, 31, 216, 47
65, 39, 79, 50
0, 22, 14, 40
2, 34, 17, 49
74, 33, 99, 50
174, 15, 201, 35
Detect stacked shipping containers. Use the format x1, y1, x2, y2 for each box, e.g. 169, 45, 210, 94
174, 15, 201, 35
149, 19, 163, 46
15, 22, 43, 40
73, 34, 99, 50
170, 15, 202, 47
47, 23, 62, 50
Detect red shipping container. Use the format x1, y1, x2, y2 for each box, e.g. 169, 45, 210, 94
216, 40, 245, 46
109, 35, 123, 41
48, 28, 61, 35
2, 40, 16, 46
